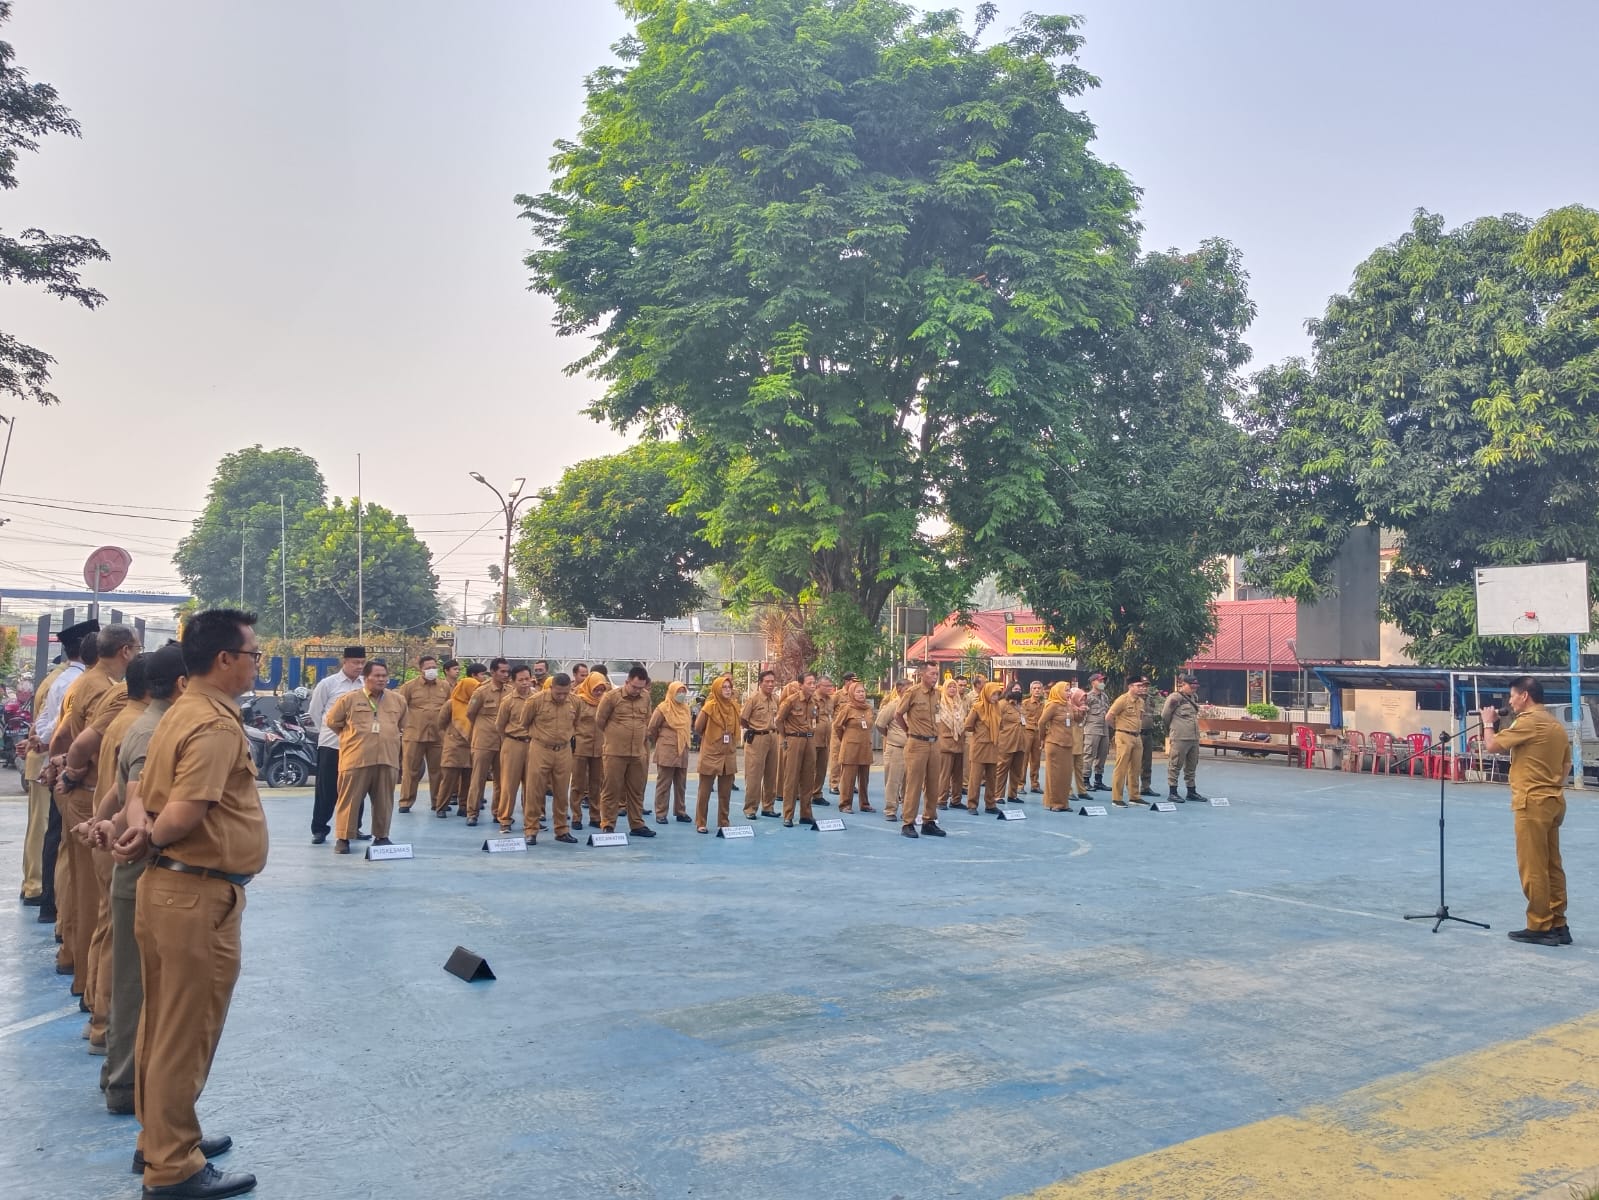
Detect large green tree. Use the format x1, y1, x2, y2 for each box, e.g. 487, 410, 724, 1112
512, 441, 717, 623
981, 241, 1258, 681
271, 499, 439, 636
174, 446, 327, 628
1251, 208, 1599, 666
521, 1, 1135, 628
0, 1, 109, 405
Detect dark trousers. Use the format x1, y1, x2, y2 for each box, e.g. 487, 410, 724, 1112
40, 797, 61, 911
312, 747, 361, 836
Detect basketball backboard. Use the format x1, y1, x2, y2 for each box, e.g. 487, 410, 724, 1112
1474, 561, 1591, 637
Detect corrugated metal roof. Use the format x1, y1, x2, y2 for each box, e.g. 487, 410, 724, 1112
1186, 599, 1299, 671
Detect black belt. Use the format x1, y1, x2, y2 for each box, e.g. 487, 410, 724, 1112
910, 734, 938, 742
1117, 730, 1143, 737
543, 741, 568, 751
506, 735, 530, 743
784, 732, 813, 739
152, 856, 253, 888
748, 730, 771, 737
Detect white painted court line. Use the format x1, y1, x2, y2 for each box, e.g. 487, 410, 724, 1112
1226, 889, 1495, 935
0, 1003, 80, 1040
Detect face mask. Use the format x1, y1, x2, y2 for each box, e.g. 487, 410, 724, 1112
674, 692, 690, 704
1093, 682, 1104, 691
423, 668, 438, 681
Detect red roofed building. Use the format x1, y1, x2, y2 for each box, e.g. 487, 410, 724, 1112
1186, 599, 1298, 672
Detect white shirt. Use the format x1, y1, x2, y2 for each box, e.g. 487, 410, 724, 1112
34, 661, 85, 743
308, 670, 365, 751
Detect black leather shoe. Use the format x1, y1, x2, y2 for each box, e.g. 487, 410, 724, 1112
435, 809, 449, 818
1139, 787, 1159, 798
37, 904, 56, 923
1076, 793, 1092, 802
1507, 928, 1560, 945
555, 834, 578, 844
630, 826, 657, 838
55, 961, 73, 976
675, 814, 693, 823
525, 836, 537, 846
141, 1161, 255, 1199
921, 821, 947, 837
21, 893, 42, 906
656, 816, 668, 825
1553, 925, 1574, 945
134, 1134, 234, 1173
352, 830, 372, 841
372, 837, 393, 847
783, 820, 794, 827
466, 818, 478, 826
760, 809, 778, 818
812, 797, 830, 806
901, 824, 919, 838
334, 840, 350, 854
310, 834, 327, 845
1186, 789, 1208, 802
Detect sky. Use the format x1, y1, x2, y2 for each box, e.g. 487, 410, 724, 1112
0, 0, 1594, 615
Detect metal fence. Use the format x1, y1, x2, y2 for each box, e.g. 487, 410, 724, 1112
453, 620, 768, 667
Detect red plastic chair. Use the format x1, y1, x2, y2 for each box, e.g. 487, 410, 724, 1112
1404, 733, 1431, 777
1341, 730, 1368, 773
1294, 725, 1328, 769
1367, 732, 1398, 775
1427, 736, 1464, 782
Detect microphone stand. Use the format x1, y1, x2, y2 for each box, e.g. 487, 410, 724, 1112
1404, 720, 1490, 933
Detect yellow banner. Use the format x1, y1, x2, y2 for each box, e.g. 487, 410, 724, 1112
1004, 623, 1075, 656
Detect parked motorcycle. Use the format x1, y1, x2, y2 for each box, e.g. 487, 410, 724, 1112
2, 699, 29, 771
242, 696, 318, 788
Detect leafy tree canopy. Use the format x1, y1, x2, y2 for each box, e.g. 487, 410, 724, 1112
512, 441, 717, 623
1249, 208, 1599, 666
984, 241, 1258, 681
0, 1, 109, 406
521, 0, 1136, 628
174, 445, 327, 629
272, 498, 440, 637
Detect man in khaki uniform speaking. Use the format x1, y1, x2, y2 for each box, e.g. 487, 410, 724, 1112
326, 661, 408, 854
1480, 677, 1574, 946
116, 608, 267, 1200
597, 665, 653, 836
1105, 676, 1148, 808
464, 657, 510, 826
740, 669, 780, 819
396, 654, 449, 814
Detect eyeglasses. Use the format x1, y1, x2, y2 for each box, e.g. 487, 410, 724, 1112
231, 648, 265, 663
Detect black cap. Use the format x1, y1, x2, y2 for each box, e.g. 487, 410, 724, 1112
1127, 674, 1147, 685
56, 618, 101, 644
343, 645, 366, 660
1178, 673, 1200, 685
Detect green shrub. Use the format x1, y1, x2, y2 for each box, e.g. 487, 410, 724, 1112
1246, 702, 1280, 720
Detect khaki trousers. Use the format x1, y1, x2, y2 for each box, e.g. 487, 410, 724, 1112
495, 739, 529, 827
1167, 738, 1200, 790
1070, 727, 1087, 794
742, 733, 778, 817
399, 739, 442, 810
134, 871, 243, 1189
780, 735, 816, 823
882, 744, 905, 819
1084, 729, 1110, 777
569, 754, 602, 829
1043, 742, 1075, 810
1111, 732, 1141, 804
467, 746, 498, 820
1024, 735, 1043, 790
653, 764, 688, 820
601, 755, 646, 832
433, 766, 467, 813
1140, 733, 1155, 790
695, 774, 733, 830
21, 750, 48, 896
811, 742, 829, 800
85, 850, 115, 1041
902, 737, 937, 826
58, 786, 97, 995
937, 749, 963, 807
105, 858, 146, 1110
1000, 749, 1027, 798
827, 748, 842, 792
1515, 797, 1567, 932
526, 743, 574, 838
839, 764, 870, 812
968, 756, 1001, 810
336, 764, 395, 840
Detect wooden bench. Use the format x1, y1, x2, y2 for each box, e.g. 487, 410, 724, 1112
1198, 719, 1333, 764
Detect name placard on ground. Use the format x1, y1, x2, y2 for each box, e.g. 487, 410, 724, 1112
813, 818, 846, 832
1149, 802, 1178, 813
717, 825, 755, 839
1079, 805, 1108, 817
365, 843, 414, 861
997, 808, 1027, 821
1209, 797, 1231, 808
587, 831, 629, 847
481, 837, 527, 853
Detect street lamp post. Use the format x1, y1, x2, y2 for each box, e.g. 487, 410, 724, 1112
470, 472, 534, 627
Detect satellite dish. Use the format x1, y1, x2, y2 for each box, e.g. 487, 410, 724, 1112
83, 546, 133, 593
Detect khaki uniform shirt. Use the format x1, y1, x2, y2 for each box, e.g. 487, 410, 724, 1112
1083, 689, 1110, 734
496, 691, 538, 741
777, 692, 817, 737
525, 691, 577, 750
900, 683, 939, 742
63, 666, 125, 795
597, 687, 651, 758
466, 680, 508, 753
1106, 693, 1145, 735
141, 678, 268, 876
573, 696, 605, 758
398, 676, 450, 743
326, 686, 408, 770
1039, 702, 1072, 748
832, 702, 874, 766
1496, 705, 1572, 810
875, 696, 906, 750
1020, 696, 1045, 743
740, 691, 779, 734
963, 705, 1002, 763
813, 695, 836, 748
1162, 692, 1202, 741
93, 696, 147, 813
646, 705, 691, 768
118, 698, 170, 795
998, 701, 1025, 754
695, 703, 740, 776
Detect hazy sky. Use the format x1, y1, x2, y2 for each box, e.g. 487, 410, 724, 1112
0, 0, 1594, 611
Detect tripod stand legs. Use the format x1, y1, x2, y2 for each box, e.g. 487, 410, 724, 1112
1404, 906, 1491, 933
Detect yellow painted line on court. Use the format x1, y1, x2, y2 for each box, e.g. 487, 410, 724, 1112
1018, 1009, 1599, 1199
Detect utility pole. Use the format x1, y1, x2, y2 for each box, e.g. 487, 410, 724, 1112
470, 472, 534, 627
280, 494, 289, 638
356, 454, 364, 642
239, 521, 247, 606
